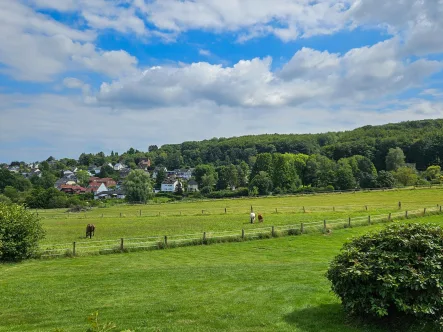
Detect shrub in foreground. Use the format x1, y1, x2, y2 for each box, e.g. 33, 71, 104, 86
326, 223, 443, 329
0, 203, 45, 261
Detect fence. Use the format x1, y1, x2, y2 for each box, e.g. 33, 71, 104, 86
39, 205, 443, 258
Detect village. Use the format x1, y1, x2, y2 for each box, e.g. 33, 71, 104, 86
3, 158, 198, 200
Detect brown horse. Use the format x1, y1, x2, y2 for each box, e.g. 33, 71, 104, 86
258, 214, 264, 223
86, 224, 95, 239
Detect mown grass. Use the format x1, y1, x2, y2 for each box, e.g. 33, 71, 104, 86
36, 188, 443, 244
1, 214, 443, 332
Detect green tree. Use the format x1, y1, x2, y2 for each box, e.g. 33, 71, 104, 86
76, 170, 90, 187
154, 169, 166, 189
0, 203, 45, 261
385, 147, 405, 171
0, 169, 16, 192
304, 154, 336, 188
249, 171, 273, 195
124, 170, 153, 203
194, 164, 218, 188
237, 161, 250, 187
30, 172, 57, 189
392, 166, 418, 186
424, 165, 441, 181
3, 186, 20, 203
376, 170, 396, 188
250, 153, 273, 181
335, 163, 357, 190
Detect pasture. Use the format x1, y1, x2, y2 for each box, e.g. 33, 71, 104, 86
36, 188, 443, 245
1, 214, 443, 332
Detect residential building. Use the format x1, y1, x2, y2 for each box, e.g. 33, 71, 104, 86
119, 168, 131, 178
161, 178, 180, 192
87, 182, 108, 194
95, 189, 126, 200
89, 177, 117, 188
60, 185, 87, 194
152, 167, 167, 179
114, 163, 126, 171
138, 158, 151, 170
187, 179, 199, 192
173, 168, 193, 180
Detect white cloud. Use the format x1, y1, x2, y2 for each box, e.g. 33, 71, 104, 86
199, 49, 212, 57
0, 2, 137, 81
94, 38, 442, 110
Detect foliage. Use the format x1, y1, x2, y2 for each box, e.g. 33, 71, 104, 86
249, 171, 273, 195
0, 194, 12, 204
393, 166, 418, 186
123, 170, 153, 203
0, 203, 45, 261
425, 165, 441, 181
376, 170, 396, 188
154, 168, 166, 189
204, 188, 249, 199
385, 147, 406, 171
326, 223, 443, 329
76, 170, 90, 187
335, 162, 357, 190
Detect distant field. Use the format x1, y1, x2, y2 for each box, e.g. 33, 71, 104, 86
1, 215, 442, 332
35, 188, 443, 245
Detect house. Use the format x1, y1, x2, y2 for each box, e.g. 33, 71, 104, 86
138, 158, 151, 170
173, 168, 193, 180
114, 163, 126, 171
88, 165, 101, 175
8, 166, 20, 173
187, 179, 199, 192
60, 185, 86, 194
29, 169, 42, 178
161, 178, 180, 192
87, 182, 108, 194
119, 168, 132, 178
95, 189, 126, 200
89, 177, 117, 188
63, 170, 74, 177
152, 167, 167, 179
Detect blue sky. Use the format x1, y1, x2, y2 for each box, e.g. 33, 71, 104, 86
0, 0, 442, 163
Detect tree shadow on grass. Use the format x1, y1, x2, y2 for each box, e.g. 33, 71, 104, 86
283, 303, 385, 332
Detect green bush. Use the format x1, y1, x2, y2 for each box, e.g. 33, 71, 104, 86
0, 203, 45, 261
326, 223, 443, 329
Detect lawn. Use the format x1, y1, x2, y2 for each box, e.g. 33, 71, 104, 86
1, 214, 442, 332
36, 188, 443, 245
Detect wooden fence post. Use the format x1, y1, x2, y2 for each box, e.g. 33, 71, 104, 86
140, 210, 142, 216
272, 226, 275, 237
323, 220, 327, 231
225, 207, 227, 214
300, 223, 304, 233
275, 208, 278, 213
120, 212, 122, 218
398, 201, 402, 209
405, 210, 408, 219
242, 229, 245, 239
202, 210, 204, 214
440, 205, 442, 213
120, 238, 124, 251
303, 206, 305, 213
203, 232, 206, 242
164, 236, 168, 246
73, 242, 76, 256
333, 206, 335, 212
348, 217, 351, 227
388, 213, 392, 221
365, 205, 368, 211
368, 215, 371, 224
101, 214, 103, 218
424, 208, 427, 215
251, 205, 253, 212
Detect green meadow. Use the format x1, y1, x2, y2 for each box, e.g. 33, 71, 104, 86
1, 189, 443, 331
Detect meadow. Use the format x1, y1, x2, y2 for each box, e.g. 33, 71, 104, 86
36, 188, 443, 245
1, 214, 443, 332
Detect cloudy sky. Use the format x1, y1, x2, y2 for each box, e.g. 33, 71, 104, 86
1, 0, 443, 163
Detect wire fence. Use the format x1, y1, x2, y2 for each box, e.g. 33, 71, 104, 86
39, 205, 443, 258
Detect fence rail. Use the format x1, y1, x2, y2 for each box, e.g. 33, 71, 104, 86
39, 205, 443, 258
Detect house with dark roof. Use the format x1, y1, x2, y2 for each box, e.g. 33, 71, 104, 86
60, 185, 87, 194
187, 179, 199, 192
138, 158, 151, 170
161, 178, 180, 192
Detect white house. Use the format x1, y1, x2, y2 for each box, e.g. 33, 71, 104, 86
187, 179, 199, 192
174, 168, 193, 180
114, 163, 126, 171
161, 178, 180, 192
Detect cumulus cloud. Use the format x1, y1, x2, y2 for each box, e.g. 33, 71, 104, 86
94, 38, 442, 110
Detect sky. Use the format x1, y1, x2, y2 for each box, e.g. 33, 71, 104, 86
0, 0, 443, 163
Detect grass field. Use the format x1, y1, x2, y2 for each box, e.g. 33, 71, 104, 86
36, 188, 443, 245
1, 214, 443, 332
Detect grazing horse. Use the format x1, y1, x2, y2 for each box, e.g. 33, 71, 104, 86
250, 212, 256, 224
258, 214, 264, 223
86, 224, 95, 239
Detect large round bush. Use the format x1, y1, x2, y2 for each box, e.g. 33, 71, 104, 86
0, 203, 45, 261
326, 223, 443, 328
